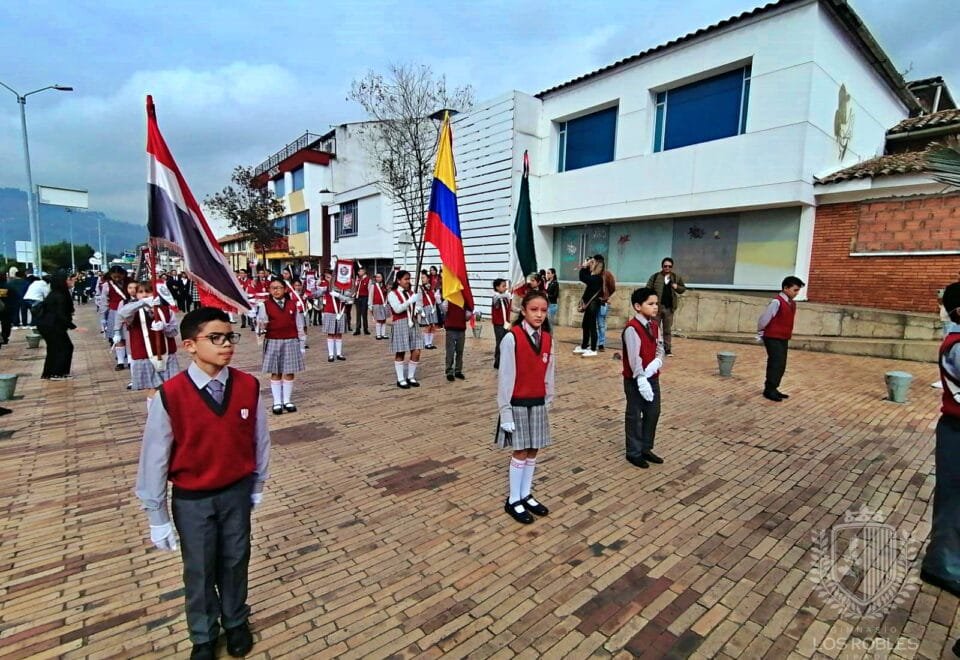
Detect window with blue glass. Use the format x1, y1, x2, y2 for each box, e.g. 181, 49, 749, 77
654, 66, 751, 152
289, 211, 308, 234
273, 176, 286, 197
557, 105, 618, 172
273, 217, 288, 236
291, 167, 304, 192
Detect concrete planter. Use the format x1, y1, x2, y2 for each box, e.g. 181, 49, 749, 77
717, 351, 737, 377
0, 374, 17, 401
885, 371, 913, 403
25, 334, 42, 349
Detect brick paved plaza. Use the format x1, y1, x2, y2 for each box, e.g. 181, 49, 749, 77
0, 306, 955, 659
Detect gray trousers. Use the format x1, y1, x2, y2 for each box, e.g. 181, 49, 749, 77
658, 307, 674, 352
493, 325, 507, 369
445, 329, 465, 375
624, 376, 661, 459
172, 476, 253, 644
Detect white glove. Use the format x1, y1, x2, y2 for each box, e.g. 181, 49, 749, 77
149, 523, 178, 551
500, 421, 516, 434
755, 332, 764, 343
112, 332, 121, 344
150, 320, 165, 332
644, 358, 663, 378
251, 493, 263, 509
636, 377, 655, 402
150, 296, 162, 307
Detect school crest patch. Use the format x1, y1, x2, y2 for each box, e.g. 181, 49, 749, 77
240, 408, 249, 420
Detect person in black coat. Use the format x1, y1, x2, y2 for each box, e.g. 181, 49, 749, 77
35, 272, 78, 379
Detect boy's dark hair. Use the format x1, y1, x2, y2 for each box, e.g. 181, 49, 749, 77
631, 287, 658, 306
944, 282, 960, 322
492, 278, 506, 289
782, 276, 805, 289
662, 257, 674, 267
181, 307, 230, 340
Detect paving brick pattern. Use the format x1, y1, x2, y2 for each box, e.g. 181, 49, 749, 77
0, 308, 955, 658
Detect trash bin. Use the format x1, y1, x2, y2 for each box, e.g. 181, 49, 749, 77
472, 325, 483, 339
717, 351, 737, 377
25, 334, 42, 349
885, 371, 913, 403
0, 374, 17, 401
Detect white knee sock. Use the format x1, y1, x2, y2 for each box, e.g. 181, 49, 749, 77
407, 361, 418, 381
509, 458, 525, 504
422, 332, 429, 346
327, 338, 335, 357
146, 396, 153, 412
115, 347, 126, 364
394, 362, 406, 383
521, 458, 537, 499
335, 339, 343, 356
281, 380, 293, 404
377, 322, 385, 337
270, 380, 282, 406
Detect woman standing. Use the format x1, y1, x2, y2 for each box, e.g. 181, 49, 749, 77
36, 273, 79, 380
545, 268, 560, 325
575, 257, 604, 357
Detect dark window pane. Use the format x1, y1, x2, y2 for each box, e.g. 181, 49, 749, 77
665, 68, 744, 150
563, 106, 617, 171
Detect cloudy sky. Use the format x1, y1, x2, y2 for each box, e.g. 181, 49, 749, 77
0, 0, 957, 237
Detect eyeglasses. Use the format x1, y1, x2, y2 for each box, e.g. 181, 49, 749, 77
662, 265, 673, 269
195, 332, 241, 346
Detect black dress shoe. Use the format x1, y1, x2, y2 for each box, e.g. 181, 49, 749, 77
353, 331, 361, 336
363, 331, 371, 335
522, 495, 549, 516
272, 405, 284, 415
762, 390, 783, 402
504, 499, 534, 524
446, 374, 455, 382
776, 391, 790, 399
283, 403, 297, 413
408, 379, 421, 387
225, 621, 254, 657
114, 364, 125, 371
0, 407, 12, 416
454, 372, 466, 380
397, 380, 410, 389
328, 356, 335, 362
921, 569, 960, 598
642, 451, 664, 464
190, 641, 216, 660
336, 355, 346, 361
953, 637, 960, 658
627, 456, 649, 469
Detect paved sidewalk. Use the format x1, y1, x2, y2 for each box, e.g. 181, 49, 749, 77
0, 306, 954, 659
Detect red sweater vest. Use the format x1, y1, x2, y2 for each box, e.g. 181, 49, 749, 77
161, 368, 259, 491
510, 325, 552, 404
764, 295, 796, 340
491, 296, 511, 326
422, 288, 436, 307
264, 297, 299, 339
128, 306, 178, 360
370, 284, 386, 305
322, 292, 344, 314
106, 281, 126, 310
356, 276, 370, 297
621, 317, 660, 378
940, 333, 960, 418
391, 289, 413, 321
444, 303, 467, 330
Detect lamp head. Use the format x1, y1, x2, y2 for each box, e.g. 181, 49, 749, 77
53, 85, 73, 92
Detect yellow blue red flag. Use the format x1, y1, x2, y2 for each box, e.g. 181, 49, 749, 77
424, 113, 474, 309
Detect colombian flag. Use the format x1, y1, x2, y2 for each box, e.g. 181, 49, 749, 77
425, 114, 474, 310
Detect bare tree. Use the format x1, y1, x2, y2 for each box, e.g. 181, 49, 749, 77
205, 165, 286, 266
349, 64, 474, 281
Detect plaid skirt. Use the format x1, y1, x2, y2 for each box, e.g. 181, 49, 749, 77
106, 310, 121, 339
371, 304, 388, 322
130, 354, 182, 390
419, 305, 438, 326
261, 337, 305, 373
495, 405, 552, 450
322, 312, 346, 335
390, 321, 423, 353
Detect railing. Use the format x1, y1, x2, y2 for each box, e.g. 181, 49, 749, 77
253, 132, 334, 177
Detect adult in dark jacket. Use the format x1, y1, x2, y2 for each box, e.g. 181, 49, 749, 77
575, 257, 604, 356
35, 273, 78, 379
6, 270, 28, 327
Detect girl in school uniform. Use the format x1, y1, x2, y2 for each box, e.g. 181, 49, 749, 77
419, 271, 439, 350
369, 272, 389, 340
496, 289, 555, 525
113, 279, 139, 373
257, 278, 305, 414
117, 281, 181, 403
320, 271, 350, 362
387, 270, 423, 389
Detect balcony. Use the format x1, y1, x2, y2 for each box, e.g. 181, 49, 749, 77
254, 132, 336, 178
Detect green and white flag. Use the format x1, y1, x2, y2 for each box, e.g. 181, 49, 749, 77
510, 150, 537, 291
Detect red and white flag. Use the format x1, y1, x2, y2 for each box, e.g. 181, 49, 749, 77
334, 258, 355, 292
146, 96, 250, 311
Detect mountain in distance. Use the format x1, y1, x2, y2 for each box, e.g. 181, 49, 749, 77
0, 187, 147, 257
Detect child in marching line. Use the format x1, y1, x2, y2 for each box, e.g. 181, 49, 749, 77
102, 266, 130, 370
491, 278, 512, 369
290, 279, 309, 352
387, 270, 423, 388
369, 272, 389, 340
118, 281, 181, 403
496, 289, 555, 524
257, 278, 305, 414
320, 270, 349, 362
419, 271, 439, 350
135, 307, 268, 660
622, 287, 666, 470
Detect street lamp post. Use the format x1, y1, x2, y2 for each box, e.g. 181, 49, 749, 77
0, 81, 73, 273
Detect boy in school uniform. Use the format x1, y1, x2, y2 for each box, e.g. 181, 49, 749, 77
757, 276, 805, 402
491, 278, 512, 369
442, 300, 473, 382
921, 282, 960, 599
135, 308, 269, 660
622, 287, 666, 469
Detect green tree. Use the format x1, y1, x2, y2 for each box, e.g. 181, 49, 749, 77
926, 136, 960, 188
41, 241, 95, 273
205, 165, 286, 265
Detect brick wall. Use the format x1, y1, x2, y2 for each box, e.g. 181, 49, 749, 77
808, 194, 960, 313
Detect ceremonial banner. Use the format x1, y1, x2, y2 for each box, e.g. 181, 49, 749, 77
334, 258, 355, 292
